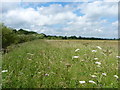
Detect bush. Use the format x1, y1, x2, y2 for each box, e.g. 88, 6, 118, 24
2, 24, 17, 49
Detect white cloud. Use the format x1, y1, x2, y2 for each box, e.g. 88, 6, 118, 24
2, 2, 118, 38
79, 1, 118, 20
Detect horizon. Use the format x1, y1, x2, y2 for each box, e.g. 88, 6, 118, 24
1, 1, 118, 38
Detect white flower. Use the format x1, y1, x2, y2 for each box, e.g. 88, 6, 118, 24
2, 70, 8, 73
75, 49, 80, 52
114, 75, 119, 79
95, 62, 101, 65
94, 58, 98, 60
91, 75, 97, 78
72, 56, 79, 59
92, 50, 97, 52
116, 56, 120, 58
45, 73, 49, 76
27, 53, 34, 56
88, 80, 96, 84
102, 73, 107, 76
96, 46, 102, 50
79, 81, 86, 84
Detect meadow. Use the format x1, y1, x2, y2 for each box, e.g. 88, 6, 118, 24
2, 40, 119, 88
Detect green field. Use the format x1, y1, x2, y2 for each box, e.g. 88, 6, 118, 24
2, 40, 119, 88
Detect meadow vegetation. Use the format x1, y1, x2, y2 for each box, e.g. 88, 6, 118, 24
2, 40, 119, 88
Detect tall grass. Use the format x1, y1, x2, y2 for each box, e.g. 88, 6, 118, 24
2, 40, 118, 88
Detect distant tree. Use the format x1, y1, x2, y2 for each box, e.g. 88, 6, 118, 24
13, 29, 17, 33
78, 36, 82, 39
17, 29, 37, 35
68, 36, 77, 39
37, 33, 46, 39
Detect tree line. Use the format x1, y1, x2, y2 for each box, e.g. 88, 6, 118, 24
0, 23, 119, 50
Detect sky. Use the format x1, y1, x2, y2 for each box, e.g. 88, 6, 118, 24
1, 0, 118, 38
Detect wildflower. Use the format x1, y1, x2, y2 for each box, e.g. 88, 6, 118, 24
92, 50, 97, 52
114, 75, 119, 79
38, 72, 41, 74
81, 60, 85, 62
75, 49, 80, 52
27, 58, 32, 60
72, 56, 79, 59
116, 56, 120, 58
95, 61, 101, 65
79, 81, 86, 84
94, 58, 98, 60
27, 53, 34, 56
91, 75, 97, 78
96, 46, 102, 50
2, 70, 8, 73
102, 73, 107, 76
60, 61, 62, 63
88, 80, 96, 84
65, 63, 71, 68
45, 73, 49, 76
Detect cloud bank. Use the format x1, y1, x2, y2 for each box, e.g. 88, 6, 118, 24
1, 1, 118, 38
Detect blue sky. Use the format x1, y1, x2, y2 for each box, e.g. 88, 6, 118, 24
1, 1, 118, 38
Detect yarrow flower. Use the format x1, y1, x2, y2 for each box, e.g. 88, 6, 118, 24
45, 73, 49, 76
94, 58, 98, 60
75, 49, 80, 52
102, 73, 107, 76
114, 75, 119, 79
95, 61, 101, 65
91, 75, 97, 78
79, 81, 86, 84
92, 50, 97, 52
116, 56, 120, 58
2, 70, 8, 73
72, 56, 79, 59
96, 46, 102, 50
88, 80, 96, 84
27, 53, 34, 56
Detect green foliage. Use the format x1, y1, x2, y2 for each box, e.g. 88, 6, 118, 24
1, 24, 39, 49
2, 24, 17, 48
36, 33, 46, 39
